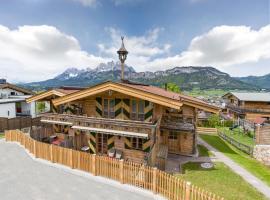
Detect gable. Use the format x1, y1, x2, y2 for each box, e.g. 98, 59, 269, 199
26, 90, 66, 103
52, 82, 183, 109
0, 83, 33, 95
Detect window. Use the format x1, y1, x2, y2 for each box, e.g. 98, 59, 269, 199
103, 99, 115, 118
109, 99, 115, 118
169, 132, 178, 140
10, 92, 15, 95
131, 100, 137, 120
131, 138, 143, 150
103, 99, 109, 118
138, 100, 144, 121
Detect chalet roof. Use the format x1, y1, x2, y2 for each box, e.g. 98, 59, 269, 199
26, 87, 82, 103
224, 92, 270, 102
0, 83, 33, 95
52, 80, 220, 113
0, 98, 26, 104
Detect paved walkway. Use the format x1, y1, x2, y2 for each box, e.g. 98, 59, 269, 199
0, 140, 162, 200
165, 154, 218, 173
198, 137, 270, 199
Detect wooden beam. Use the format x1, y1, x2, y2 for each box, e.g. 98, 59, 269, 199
183, 101, 220, 114
52, 82, 182, 109
26, 90, 65, 103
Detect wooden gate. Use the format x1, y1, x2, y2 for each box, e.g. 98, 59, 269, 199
168, 131, 180, 154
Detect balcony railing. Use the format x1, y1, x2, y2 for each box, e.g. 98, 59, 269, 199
160, 113, 195, 131
226, 104, 270, 114
40, 113, 157, 138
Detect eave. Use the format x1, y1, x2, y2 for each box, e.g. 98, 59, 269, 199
26, 90, 66, 103
53, 82, 183, 109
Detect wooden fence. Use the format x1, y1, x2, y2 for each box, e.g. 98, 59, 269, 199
218, 131, 253, 155
196, 127, 218, 135
5, 130, 223, 200
0, 117, 41, 132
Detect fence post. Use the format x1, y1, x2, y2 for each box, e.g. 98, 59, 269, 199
34, 140, 38, 158
69, 149, 73, 168
50, 145, 54, 162
152, 167, 157, 194
120, 159, 124, 184
92, 154, 96, 176
78, 151, 81, 169
185, 182, 191, 200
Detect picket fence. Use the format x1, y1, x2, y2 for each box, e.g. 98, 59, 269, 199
196, 127, 218, 135
5, 130, 223, 200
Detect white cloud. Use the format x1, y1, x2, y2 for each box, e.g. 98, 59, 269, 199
70, 0, 97, 7
0, 25, 108, 82
98, 27, 171, 71
111, 0, 144, 6
144, 25, 270, 73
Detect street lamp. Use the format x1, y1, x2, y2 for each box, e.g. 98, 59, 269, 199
117, 36, 128, 80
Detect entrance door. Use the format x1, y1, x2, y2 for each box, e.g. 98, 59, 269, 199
97, 133, 108, 155
168, 131, 179, 154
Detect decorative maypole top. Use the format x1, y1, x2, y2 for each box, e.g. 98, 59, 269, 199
117, 36, 128, 57
117, 36, 128, 80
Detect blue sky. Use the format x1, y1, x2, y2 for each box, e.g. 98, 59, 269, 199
0, 0, 269, 82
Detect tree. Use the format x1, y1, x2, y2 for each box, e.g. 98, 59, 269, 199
163, 82, 181, 93
207, 114, 220, 128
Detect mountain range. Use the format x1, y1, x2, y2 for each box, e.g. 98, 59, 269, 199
22, 61, 264, 91
236, 74, 270, 90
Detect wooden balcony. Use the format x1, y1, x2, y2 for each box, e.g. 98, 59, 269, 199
227, 104, 270, 114
160, 113, 195, 131
40, 113, 157, 138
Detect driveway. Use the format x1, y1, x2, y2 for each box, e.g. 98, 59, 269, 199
0, 140, 158, 200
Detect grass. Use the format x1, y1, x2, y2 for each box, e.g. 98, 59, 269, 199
219, 127, 255, 147
185, 89, 228, 98
0, 133, 4, 138
200, 134, 270, 186
197, 144, 213, 157
177, 162, 267, 200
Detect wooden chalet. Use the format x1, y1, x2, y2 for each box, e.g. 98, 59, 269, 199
27, 80, 219, 166
223, 92, 270, 122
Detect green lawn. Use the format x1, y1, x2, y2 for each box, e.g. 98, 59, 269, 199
200, 134, 270, 186
0, 134, 4, 138
219, 127, 255, 147
197, 144, 213, 157
177, 162, 267, 200
185, 89, 228, 98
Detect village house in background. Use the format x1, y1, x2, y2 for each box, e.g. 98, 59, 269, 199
0, 79, 35, 118
26, 38, 220, 168
223, 92, 270, 124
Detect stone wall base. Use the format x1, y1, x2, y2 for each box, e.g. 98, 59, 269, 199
253, 145, 270, 166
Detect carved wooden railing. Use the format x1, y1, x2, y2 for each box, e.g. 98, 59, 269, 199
40, 113, 157, 136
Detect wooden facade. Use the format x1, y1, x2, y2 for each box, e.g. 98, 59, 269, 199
31, 81, 219, 167
223, 93, 270, 122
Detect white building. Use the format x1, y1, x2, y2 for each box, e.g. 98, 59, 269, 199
0, 79, 35, 118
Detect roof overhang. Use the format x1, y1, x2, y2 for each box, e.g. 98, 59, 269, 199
72, 125, 148, 139
53, 82, 182, 109
26, 90, 66, 103
0, 83, 33, 95
183, 100, 220, 114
